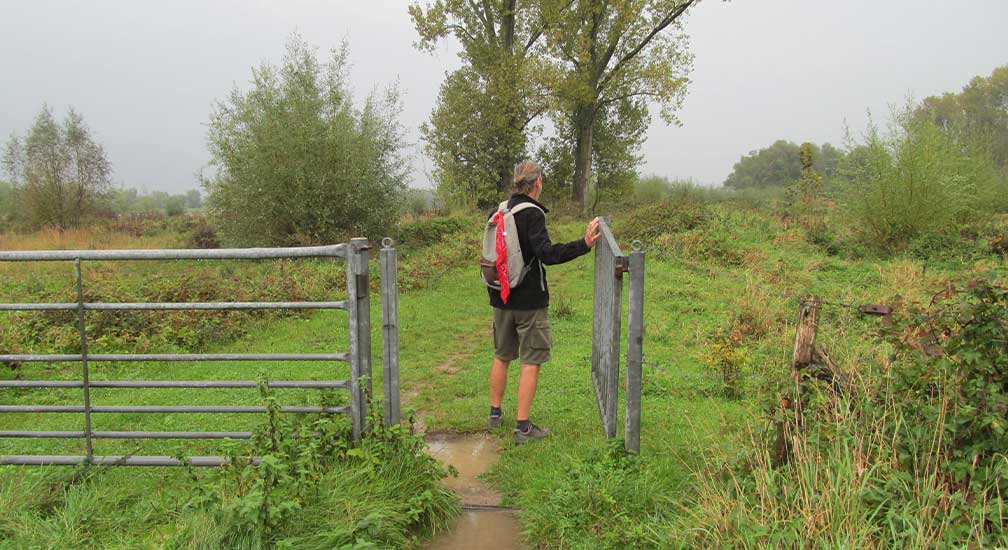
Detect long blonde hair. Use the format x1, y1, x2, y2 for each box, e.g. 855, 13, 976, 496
512, 161, 542, 195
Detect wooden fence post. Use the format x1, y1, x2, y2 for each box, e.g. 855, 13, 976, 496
773, 296, 820, 467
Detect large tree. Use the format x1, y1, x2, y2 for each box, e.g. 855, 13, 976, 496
3, 107, 112, 228
411, 1, 551, 208
537, 95, 650, 209
916, 64, 1008, 173
202, 36, 407, 246
540, 0, 696, 208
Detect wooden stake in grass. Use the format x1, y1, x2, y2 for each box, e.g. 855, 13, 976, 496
774, 296, 820, 467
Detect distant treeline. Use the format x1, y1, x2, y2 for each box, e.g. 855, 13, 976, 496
0, 178, 203, 229
723, 65, 1008, 190
724, 141, 844, 189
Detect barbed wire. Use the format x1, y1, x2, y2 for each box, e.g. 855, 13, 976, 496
773, 292, 862, 311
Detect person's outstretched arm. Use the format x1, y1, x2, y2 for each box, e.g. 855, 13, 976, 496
526, 214, 601, 265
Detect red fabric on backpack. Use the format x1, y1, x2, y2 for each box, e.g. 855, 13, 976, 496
492, 210, 510, 303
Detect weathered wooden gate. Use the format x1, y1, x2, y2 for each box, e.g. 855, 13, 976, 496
0, 238, 401, 466
591, 219, 644, 453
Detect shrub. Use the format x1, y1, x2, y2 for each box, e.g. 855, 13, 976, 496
652, 230, 745, 266
701, 330, 750, 400
393, 216, 471, 251
203, 35, 407, 246
185, 213, 220, 249
883, 277, 1008, 500
172, 384, 457, 548
613, 200, 707, 242
838, 103, 1004, 251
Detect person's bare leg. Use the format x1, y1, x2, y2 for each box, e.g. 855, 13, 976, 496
490, 357, 510, 408
516, 363, 540, 420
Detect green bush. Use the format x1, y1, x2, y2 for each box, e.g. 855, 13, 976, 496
613, 200, 708, 242
884, 277, 1008, 501
839, 104, 1005, 251
203, 35, 407, 246
172, 385, 458, 549
393, 216, 471, 251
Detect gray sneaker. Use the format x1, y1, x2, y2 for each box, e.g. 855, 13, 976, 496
488, 414, 503, 430
514, 423, 550, 444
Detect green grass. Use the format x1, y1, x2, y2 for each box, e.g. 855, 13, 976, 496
2, 204, 1006, 548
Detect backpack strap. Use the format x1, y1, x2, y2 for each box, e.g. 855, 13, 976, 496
508, 202, 544, 217
507, 202, 547, 280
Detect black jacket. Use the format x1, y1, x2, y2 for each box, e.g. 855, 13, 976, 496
487, 194, 591, 310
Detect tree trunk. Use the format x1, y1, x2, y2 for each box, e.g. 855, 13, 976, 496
572, 103, 595, 209
498, 161, 511, 194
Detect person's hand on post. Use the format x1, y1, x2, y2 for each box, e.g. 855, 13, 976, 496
584, 217, 601, 248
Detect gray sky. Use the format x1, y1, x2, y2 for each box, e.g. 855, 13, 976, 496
1, 1, 1006, 193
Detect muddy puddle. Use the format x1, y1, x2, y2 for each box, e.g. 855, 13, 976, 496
425, 433, 525, 550
426, 509, 523, 550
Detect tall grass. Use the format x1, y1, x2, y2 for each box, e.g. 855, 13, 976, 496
680, 277, 1008, 548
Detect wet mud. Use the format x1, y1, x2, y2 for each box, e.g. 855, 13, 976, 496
424, 432, 525, 550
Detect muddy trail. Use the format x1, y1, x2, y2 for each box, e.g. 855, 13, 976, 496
424, 433, 524, 550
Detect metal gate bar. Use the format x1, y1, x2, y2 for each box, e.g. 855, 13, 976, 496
0, 352, 350, 362
590, 219, 645, 453
592, 218, 623, 439
0, 239, 401, 466
0, 381, 349, 389
1, 301, 348, 311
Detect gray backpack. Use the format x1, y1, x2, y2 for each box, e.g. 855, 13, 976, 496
480, 200, 545, 292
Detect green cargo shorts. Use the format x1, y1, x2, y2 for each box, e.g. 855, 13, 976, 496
492, 307, 552, 366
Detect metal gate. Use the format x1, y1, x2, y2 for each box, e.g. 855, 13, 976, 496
0, 237, 401, 466
591, 219, 644, 453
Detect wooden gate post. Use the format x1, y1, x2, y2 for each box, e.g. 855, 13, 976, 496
792, 297, 821, 375
773, 296, 820, 467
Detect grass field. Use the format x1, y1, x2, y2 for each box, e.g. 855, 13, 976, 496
1, 203, 1006, 548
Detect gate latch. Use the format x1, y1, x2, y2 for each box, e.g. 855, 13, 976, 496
615, 256, 630, 277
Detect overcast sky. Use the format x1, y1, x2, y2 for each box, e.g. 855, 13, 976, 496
1, 1, 1006, 193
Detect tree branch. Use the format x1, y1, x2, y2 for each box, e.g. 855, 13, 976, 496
599, 90, 665, 106
598, 0, 695, 93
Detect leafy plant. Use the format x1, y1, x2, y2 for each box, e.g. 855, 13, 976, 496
838, 102, 1003, 251
177, 382, 458, 549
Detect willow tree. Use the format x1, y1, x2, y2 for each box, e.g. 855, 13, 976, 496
3, 107, 112, 228
203, 36, 407, 246
410, 1, 552, 208
541, 0, 697, 208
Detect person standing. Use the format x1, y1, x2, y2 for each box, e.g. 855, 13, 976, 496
487, 161, 601, 443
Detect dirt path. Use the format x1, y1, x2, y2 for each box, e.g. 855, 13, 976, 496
424, 433, 524, 550
399, 320, 524, 548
